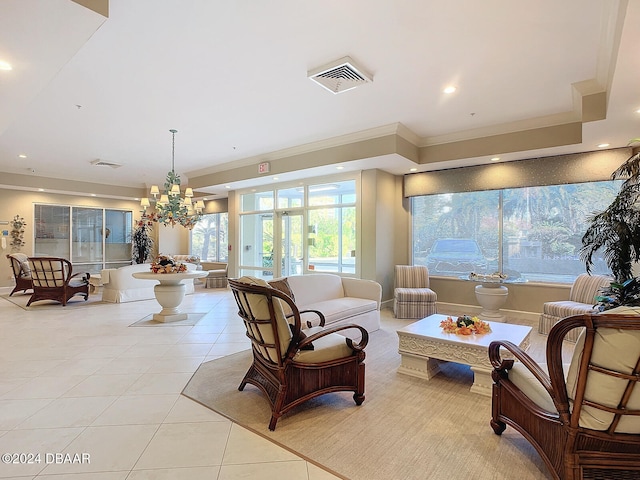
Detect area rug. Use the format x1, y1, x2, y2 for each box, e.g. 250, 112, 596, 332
129, 313, 206, 327
0, 292, 105, 311
183, 319, 551, 480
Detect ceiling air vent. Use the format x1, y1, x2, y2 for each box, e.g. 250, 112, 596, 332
308, 56, 372, 94
91, 159, 122, 169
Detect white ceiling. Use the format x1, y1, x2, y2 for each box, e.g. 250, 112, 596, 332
1, 0, 639, 199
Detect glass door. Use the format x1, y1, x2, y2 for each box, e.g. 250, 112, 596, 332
239, 213, 274, 279
280, 212, 303, 277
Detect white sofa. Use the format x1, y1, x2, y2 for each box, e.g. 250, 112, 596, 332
279, 274, 382, 334
101, 263, 196, 303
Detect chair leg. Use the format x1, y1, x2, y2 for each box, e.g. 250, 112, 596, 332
490, 418, 506, 435
268, 415, 279, 431
353, 392, 365, 405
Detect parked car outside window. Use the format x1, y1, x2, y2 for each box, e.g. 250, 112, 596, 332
425, 238, 488, 276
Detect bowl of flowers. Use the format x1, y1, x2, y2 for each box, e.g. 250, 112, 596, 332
150, 255, 188, 274
440, 315, 491, 335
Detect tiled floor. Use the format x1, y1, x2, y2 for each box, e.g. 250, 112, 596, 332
0, 286, 339, 480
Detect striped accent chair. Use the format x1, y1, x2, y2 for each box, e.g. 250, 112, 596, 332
538, 273, 611, 342
393, 265, 437, 319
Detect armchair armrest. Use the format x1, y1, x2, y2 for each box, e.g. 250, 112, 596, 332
69, 271, 91, 283
341, 277, 382, 308
298, 323, 369, 352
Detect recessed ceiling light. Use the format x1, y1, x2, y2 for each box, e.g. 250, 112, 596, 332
443, 85, 456, 94
18, 154, 27, 158
491, 157, 501, 162
90, 194, 96, 197
636, 108, 640, 114
336, 166, 344, 170
409, 168, 417, 172
597, 143, 610, 148
273, 177, 279, 181
0, 61, 12, 71
225, 185, 231, 189
38, 188, 44, 192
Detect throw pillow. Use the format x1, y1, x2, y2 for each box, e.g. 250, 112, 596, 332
289, 323, 314, 350
268, 278, 295, 301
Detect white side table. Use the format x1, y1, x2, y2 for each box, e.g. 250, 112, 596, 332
132, 271, 207, 322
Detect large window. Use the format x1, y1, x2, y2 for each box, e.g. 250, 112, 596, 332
238, 179, 357, 278
412, 180, 622, 283
34, 204, 133, 274
191, 213, 229, 262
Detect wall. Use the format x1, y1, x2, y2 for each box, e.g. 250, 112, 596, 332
0, 189, 182, 287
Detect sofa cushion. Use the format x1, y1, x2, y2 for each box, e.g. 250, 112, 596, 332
300, 297, 377, 326
286, 274, 344, 306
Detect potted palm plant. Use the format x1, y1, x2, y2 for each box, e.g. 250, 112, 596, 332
580, 140, 640, 308
132, 213, 155, 264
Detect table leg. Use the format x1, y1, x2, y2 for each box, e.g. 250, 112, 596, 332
397, 352, 441, 380
152, 283, 188, 322
469, 366, 493, 396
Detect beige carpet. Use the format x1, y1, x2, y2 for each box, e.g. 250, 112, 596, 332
1, 292, 105, 310
183, 317, 552, 480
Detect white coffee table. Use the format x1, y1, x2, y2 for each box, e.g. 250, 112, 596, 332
397, 313, 532, 396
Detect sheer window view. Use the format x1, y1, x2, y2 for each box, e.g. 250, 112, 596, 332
190, 213, 228, 262
412, 181, 622, 283
238, 180, 357, 279
34, 204, 132, 274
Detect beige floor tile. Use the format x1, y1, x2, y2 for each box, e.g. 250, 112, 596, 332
16, 396, 116, 429
1, 375, 87, 400
222, 424, 300, 464
0, 398, 53, 430
62, 374, 141, 398
39, 424, 159, 475
164, 396, 229, 424
124, 373, 194, 395
176, 332, 220, 344
133, 422, 231, 470
91, 394, 178, 426
42, 357, 113, 376
161, 343, 213, 357
118, 344, 171, 358
0, 427, 84, 478
37, 473, 128, 480
0, 377, 31, 397
145, 356, 204, 374
95, 357, 155, 375
73, 345, 132, 359
126, 466, 220, 479
218, 460, 309, 480
207, 343, 249, 357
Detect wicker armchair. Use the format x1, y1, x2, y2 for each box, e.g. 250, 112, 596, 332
229, 276, 368, 430
489, 311, 640, 480
6, 253, 33, 296
27, 257, 90, 306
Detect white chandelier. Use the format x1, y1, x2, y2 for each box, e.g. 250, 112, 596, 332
140, 129, 205, 229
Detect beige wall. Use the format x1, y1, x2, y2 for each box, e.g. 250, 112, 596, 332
0, 189, 188, 287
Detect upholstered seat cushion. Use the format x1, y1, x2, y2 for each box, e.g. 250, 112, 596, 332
543, 301, 598, 318
294, 326, 355, 363
509, 362, 570, 413
300, 298, 377, 326
394, 287, 438, 302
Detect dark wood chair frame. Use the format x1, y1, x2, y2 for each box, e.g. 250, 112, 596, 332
228, 278, 368, 431
6, 253, 33, 296
27, 257, 90, 306
489, 313, 640, 480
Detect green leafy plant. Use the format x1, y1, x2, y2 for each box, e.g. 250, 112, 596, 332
131, 214, 155, 264
9, 214, 26, 250
594, 278, 640, 311
581, 141, 640, 282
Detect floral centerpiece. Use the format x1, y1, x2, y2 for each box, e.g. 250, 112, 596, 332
150, 254, 187, 274
440, 315, 491, 335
